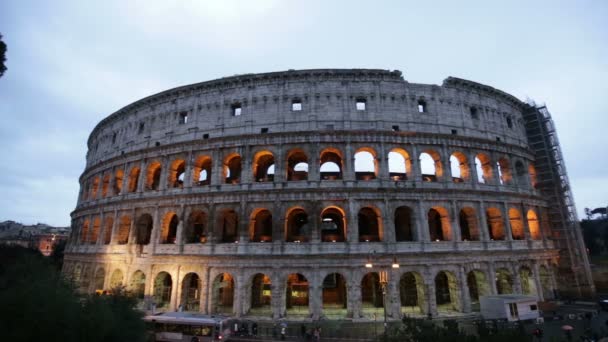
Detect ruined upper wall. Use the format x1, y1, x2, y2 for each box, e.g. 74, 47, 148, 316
85, 69, 529, 168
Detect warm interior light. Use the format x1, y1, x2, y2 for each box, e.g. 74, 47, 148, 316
365, 262, 373, 268
392, 257, 400, 268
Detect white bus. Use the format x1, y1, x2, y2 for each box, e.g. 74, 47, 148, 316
143, 312, 239, 342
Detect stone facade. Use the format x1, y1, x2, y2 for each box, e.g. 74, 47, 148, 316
64, 69, 578, 320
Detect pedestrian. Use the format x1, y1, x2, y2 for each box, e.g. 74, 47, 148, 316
313, 327, 320, 342
252, 322, 258, 336
281, 326, 286, 340
301, 324, 306, 338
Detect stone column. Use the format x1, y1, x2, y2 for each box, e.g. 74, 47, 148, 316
200, 267, 209, 314
501, 202, 513, 241
487, 263, 498, 295
310, 203, 321, 243
212, 149, 223, 186
169, 267, 180, 311
344, 143, 355, 181
128, 208, 137, 245
520, 203, 532, 240
532, 263, 544, 301
183, 150, 194, 189
450, 200, 461, 243
234, 271, 245, 317
309, 145, 320, 182
347, 199, 358, 243
378, 143, 389, 181
176, 205, 185, 253
120, 164, 129, 194
409, 144, 420, 184
425, 280, 438, 317
511, 263, 523, 294
137, 160, 146, 193
388, 272, 401, 318
440, 145, 451, 183
274, 146, 285, 183
110, 209, 119, 245
151, 206, 161, 254
478, 201, 489, 242
309, 283, 322, 320
241, 146, 252, 185
458, 266, 472, 313
381, 198, 394, 243
347, 280, 362, 318
159, 157, 169, 191
416, 201, 429, 242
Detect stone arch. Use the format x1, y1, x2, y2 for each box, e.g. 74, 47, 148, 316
466, 270, 490, 308
80, 220, 90, 244
399, 271, 425, 315
217, 209, 238, 243
539, 265, 554, 299
394, 206, 414, 241
527, 210, 541, 240
528, 163, 538, 188
450, 151, 470, 183
185, 210, 208, 243
90, 176, 100, 199
145, 161, 162, 190
127, 166, 140, 193
250, 208, 273, 242
519, 266, 538, 296
129, 270, 146, 300
193, 155, 212, 186
428, 207, 452, 241
89, 216, 101, 244
286, 273, 309, 317
321, 206, 347, 242
497, 157, 512, 185
361, 272, 384, 317
160, 212, 178, 244
322, 273, 347, 319
354, 147, 378, 181
486, 207, 505, 240
286, 148, 308, 181
117, 215, 131, 244
515, 160, 527, 187
358, 206, 382, 242
388, 148, 411, 181
135, 213, 153, 245
419, 149, 443, 182
495, 268, 513, 294
181, 272, 201, 311
167, 158, 186, 189
73, 263, 83, 284
223, 153, 242, 184
320, 148, 343, 180
285, 207, 310, 242
508, 208, 525, 240
113, 169, 124, 195
459, 207, 480, 241
435, 270, 461, 313
250, 273, 272, 315
153, 271, 173, 309
474, 153, 493, 184
109, 269, 124, 289
93, 267, 105, 292
252, 150, 275, 182
101, 173, 110, 197
103, 216, 113, 245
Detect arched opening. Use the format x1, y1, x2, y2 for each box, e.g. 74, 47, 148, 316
388, 148, 411, 181
128, 166, 140, 193
168, 159, 186, 189
146, 161, 162, 190
322, 273, 347, 318
459, 207, 480, 241
321, 207, 346, 242
109, 269, 124, 289
428, 207, 451, 241
250, 273, 271, 315
185, 210, 207, 243
486, 208, 505, 240
153, 272, 173, 309
286, 149, 309, 181
420, 150, 443, 182
320, 148, 343, 180
117, 215, 131, 244
467, 270, 489, 312
90, 177, 100, 199
435, 271, 460, 313
358, 207, 381, 242
509, 208, 525, 240
474, 153, 492, 184
80, 220, 89, 244
539, 266, 554, 299
113, 169, 124, 195
497, 158, 512, 185
286, 273, 309, 316
519, 267, 537, 296
250, 209, 273, 242
101, 174, 110, 197
515, 161, 527, 187
218, 209, 238, 243
361, 272, 384, 317
285, 207, 309, 243
90, 217, 101, 244
160, 213, 178, 244
495, 268, 513, 294
193, 156, 212, 186
354, 149, 377, 181
400, 272, 425, 315
450, 152, 470, 183
394, 206, 414, 241
129, 271, 146, 300
94, 268, 105, 292
135, 214, 153, 245
528, 163, 538, 188
253, 151, 275, 182
527, 210, 541, 240
224, 154, 242, 184
103, 217, 113, 245
181, 273, 201, 311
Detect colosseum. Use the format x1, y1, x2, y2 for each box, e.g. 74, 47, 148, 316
63, 69, 594, 320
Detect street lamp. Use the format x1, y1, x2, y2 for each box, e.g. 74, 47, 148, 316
364, 251, 399, 342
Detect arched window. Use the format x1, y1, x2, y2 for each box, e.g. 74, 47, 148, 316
185, 210, 207, 243
218, 209, 238, 243
322, 273, 347, 316
420, 150, 443, 182
394, 206, 414, 241
101, 174, 110, 197
449, 152, 470, 183
428, 207, 451, 241
527, 209, 541, 240
153, 272, 173, 309
80, 220, 90, 244
89, 217, 101, 244
528, 163, 538, 188
168, 159, 186, 189
321, 207, 346, 242
160, 212, 178, 244
181, 273, 201, 311
224, 154, 242, 184
286, 208, 309, 242
514, 160, 527, 187
320, 148, 343, 180
459, 207, 480, 241
213, 273, 235, 314
117, 215, 131, 244
250, 273, 272, 314
287, 149, 308, 181
252, 151, 275, 182
497, 158, 512, 185
193, 155, 212, 186
250, 209, 273, 242
90, 177, 100, 199
399, 272, 425, 314
130, 271, 146, 300
495, 268, 513, 294
135, 214, 153, 245
146, 161, 162, 190
508, 208, 525, 240
474, 153, 492, 184
486, 207, 505, 240
127, 166, 140, 193
286, 273, 309, 314
435, 271, 460, 312
361, 272, 383, 311
354, 148, 377, 181
388, 148, 411, 181
358, 207, 381, 242
113, 169, 124, 195
103, 217, 113, 245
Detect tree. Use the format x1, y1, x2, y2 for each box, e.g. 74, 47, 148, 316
0, 33, 6, 78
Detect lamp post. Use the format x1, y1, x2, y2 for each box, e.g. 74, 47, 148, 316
365, 252, 399, 342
